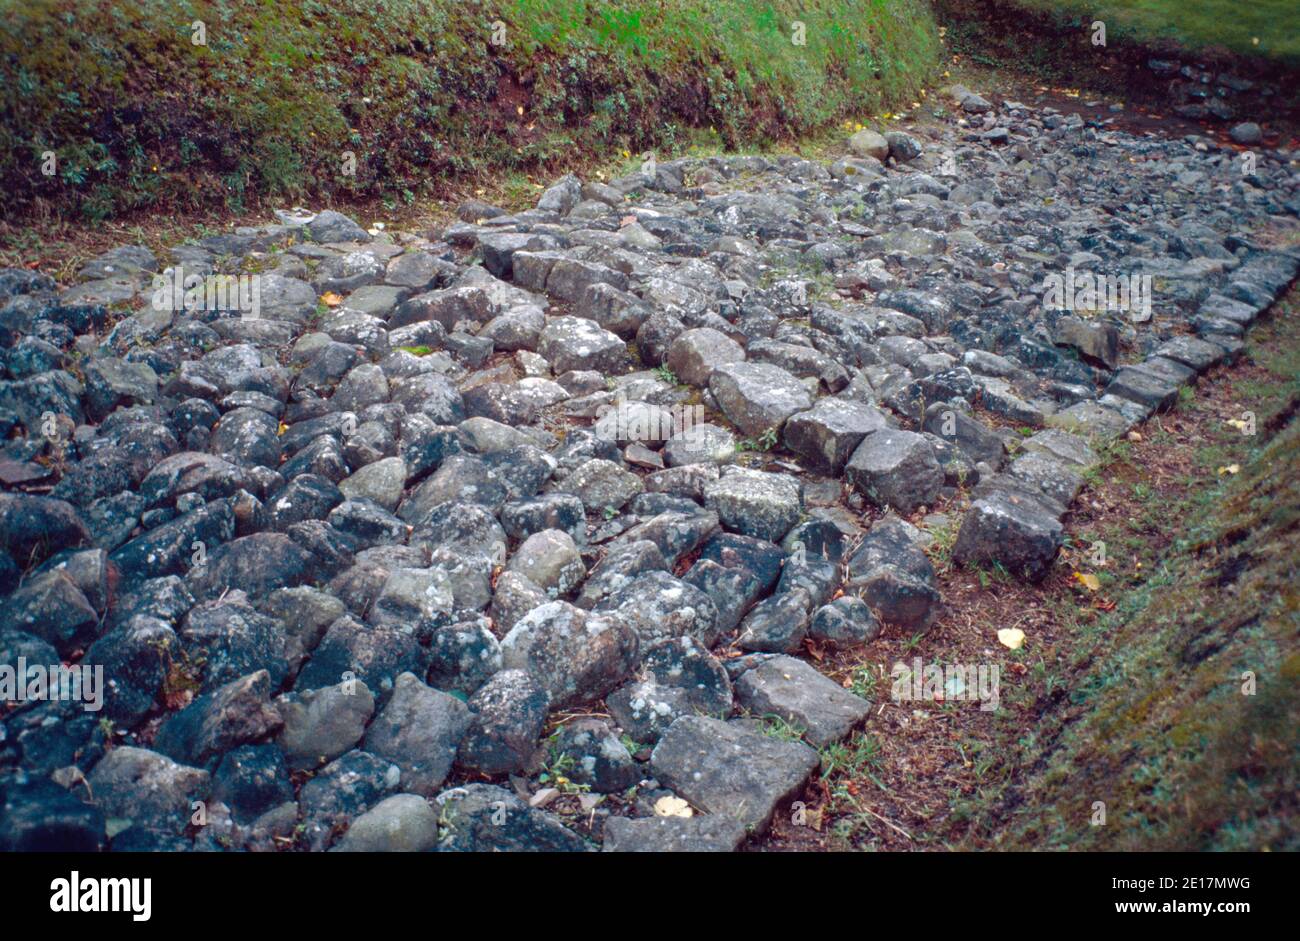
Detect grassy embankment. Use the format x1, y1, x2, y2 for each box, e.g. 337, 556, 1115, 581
1008, 0, 1300, 61
0, 0, 941, 226
984, 292, 1300, 851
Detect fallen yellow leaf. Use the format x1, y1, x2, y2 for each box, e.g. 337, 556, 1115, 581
653, 796, 693, 818
1218, 464, 1240, 475
997, 628, 1026, 650
320, 292, 343, 307
1074, 572, 1101, 592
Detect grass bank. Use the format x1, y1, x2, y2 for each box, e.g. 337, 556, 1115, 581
0, 0, 941, 223
1007, 0, 1300, 61
978, 292, 1300, 851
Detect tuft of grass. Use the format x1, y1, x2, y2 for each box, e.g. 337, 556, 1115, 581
759, 714, 808, 742
923, 519, 961, 571
737, 427, 779, 452
651, 364, 678, 385
821, 734, 884, 780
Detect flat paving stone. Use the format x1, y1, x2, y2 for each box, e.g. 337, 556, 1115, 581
734, 655, 871, 747
650, 715, 819, 834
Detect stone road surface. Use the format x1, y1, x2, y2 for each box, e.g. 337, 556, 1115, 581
1, 84, 1297, 851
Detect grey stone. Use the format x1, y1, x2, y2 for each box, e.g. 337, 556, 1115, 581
0, 779, 104, 852
0, 569, 98, 657
83, 357, 159, 420
177, 593, 290, 691
276, 680, 375, 770
536, 174, 582, 215
809, 596, 882, 646
434, 783, 589, 851
538, 316, 625, 373
313, 250, 386, 293
735, 655, 871, 747
602, 814, 747, 852
650, 716, 819, 834
426, 618, 503, 696
456, 669, 550, 775
953, 490, 1063, 582
1229, 122, 1262, 145
361, 672, 471, 795
1020, 428, 1097, 470
555, 457, 643, 513
844, 517, 941, 631
574, 539, 668, 609
703, 466, 802, 544
848, 129, 889, 161
663, 423, 736, 466
507, 529, 586, 596
1105, 364, 1181, 412
736, 589, 811, 653
616, 510, 719, 567
923, 406, 1006, 469
575, 282, 651, 338
500, 601, 639, 708
709, 361, 813, 436
784, 398, 889, 475
666, 328, 745, 387
846, 429, 943, 514
154, 669, 284, 768
334, 794, 439, 852
87, 746, 209, 840
307, 211, 369, 243
338, 456, 408, 512
553, 718, 641, 793
1052, 316, 1121, 369
885, 131, 922, 162
595, 569, 721, 648
490, 571, 549, 633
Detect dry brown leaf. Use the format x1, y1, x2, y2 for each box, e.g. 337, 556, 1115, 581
529, 787, 559, 808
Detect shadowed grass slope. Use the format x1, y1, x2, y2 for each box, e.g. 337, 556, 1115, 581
1008, 0, 1300, 61
974, 291, 1300, 851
